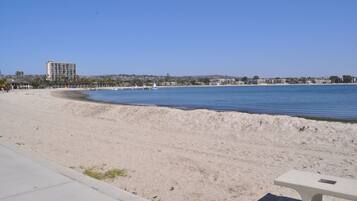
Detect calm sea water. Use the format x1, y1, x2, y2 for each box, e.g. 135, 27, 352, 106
84, 85, 357, 121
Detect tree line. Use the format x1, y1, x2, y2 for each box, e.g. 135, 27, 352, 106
1, 74, 356, 89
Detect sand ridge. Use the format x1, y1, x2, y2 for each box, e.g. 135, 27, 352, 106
0, 89, 356, 201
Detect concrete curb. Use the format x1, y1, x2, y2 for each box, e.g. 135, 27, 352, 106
0, 142, 149, 201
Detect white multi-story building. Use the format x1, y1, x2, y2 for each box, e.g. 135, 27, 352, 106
313, 78, 332, 84
46, 61, 77, 81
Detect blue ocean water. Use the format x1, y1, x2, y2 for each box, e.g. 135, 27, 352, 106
84, 85, 357, 121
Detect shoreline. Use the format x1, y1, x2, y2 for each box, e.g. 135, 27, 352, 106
68, 82, 357, 91
56, 89, 357, 124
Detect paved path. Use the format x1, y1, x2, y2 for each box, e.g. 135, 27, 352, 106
0, 144, 148, 201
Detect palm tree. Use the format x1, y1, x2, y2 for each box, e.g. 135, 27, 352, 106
0, 79, 10, 90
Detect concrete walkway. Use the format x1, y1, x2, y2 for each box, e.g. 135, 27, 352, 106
0, 143, 148, 201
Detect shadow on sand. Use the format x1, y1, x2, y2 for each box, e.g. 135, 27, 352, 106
258, 193, 300, 201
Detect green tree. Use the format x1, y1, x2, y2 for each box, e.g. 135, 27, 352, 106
253, 75, 260, 80
198, 78, 210, 85
0, 79, 10, 90
329, 76, 341, 83
342, 75, 353, 83
30, 78, 41, 89
0, 79, 6, 88
165, 73, 171, 82
241, 76, 248, 82
190, 79, 197, 85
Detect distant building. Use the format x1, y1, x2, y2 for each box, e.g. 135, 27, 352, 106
46, 61, 77, 81
274, 78, 287, 84
266, 78, 286, 84
161, 81, 177, 86
313, 78, 331, 84
235, 80, 245, 85
9, 79, 32, 89
352, 77, 357, 83
209, 79, 221, 86
15, 71, 24, 78
251, 78, 267, 85
209, 78, 236, 86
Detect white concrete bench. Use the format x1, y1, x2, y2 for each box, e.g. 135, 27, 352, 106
274, 170, 357, 201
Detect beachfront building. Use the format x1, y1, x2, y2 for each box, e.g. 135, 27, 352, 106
161, 81, 177, 86
209, 78, 236, 86
235, 80, 245, 85
313, 78, 332, 84
9, 79, 33, 89
46, 61, 77, 81
251, 78, 267, 85
266, 78, 287, 84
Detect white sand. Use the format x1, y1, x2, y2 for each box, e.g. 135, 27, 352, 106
0, 89, 356, 201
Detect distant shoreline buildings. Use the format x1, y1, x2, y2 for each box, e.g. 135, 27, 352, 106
1, 62, 357, 89
46, 61, 77, 81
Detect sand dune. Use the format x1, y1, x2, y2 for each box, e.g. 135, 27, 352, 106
0, 89, 356, 201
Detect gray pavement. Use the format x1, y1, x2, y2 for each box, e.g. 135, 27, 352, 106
0, 144, 148, 201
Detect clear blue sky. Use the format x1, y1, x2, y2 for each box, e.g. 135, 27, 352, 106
1, 0, 356, 77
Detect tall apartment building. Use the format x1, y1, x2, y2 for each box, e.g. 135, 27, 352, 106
15, 71, 24, 78
46, 61, 77, 81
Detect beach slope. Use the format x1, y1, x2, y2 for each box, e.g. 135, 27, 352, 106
0, 89, 356, 201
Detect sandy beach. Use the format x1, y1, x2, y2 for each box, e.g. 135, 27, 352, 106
0, 89, 356, 201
